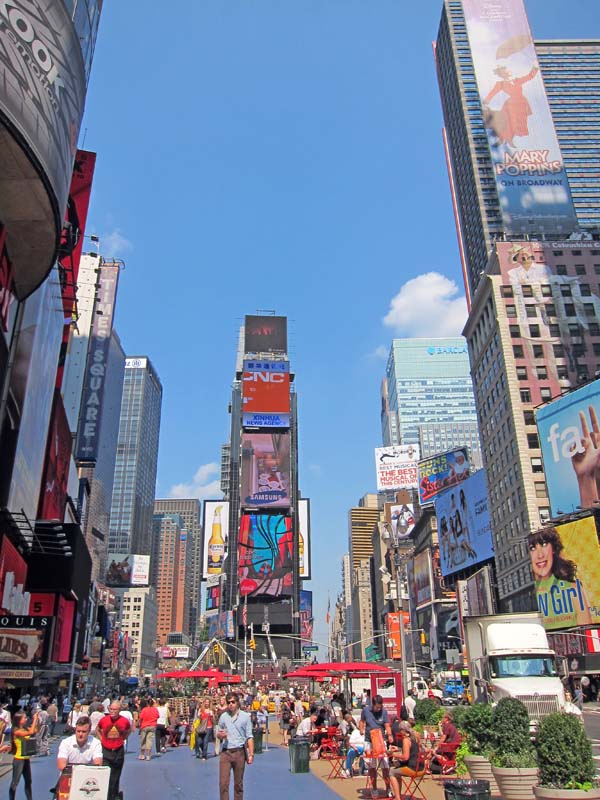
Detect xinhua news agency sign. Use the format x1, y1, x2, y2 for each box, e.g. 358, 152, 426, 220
75, 264, 119, 462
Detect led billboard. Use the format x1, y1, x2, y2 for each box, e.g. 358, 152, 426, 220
240, 433, 291, 508
205, 574, 221, 616
38, 391, 71, 522
299, 590, 313, 643
105, 554, 150, 587
536, 379, 600, 517
462, 0, 577, 236
418, 447, 471, 505
528, 516, 600, 631
238, 513, 293, 598
435, 470, 494, 578
242, 359, 290, 428
409, 550, 433, 608
244, 315, 287, 354
298, 498, 311, 579
202, 501, 229, 579
375, 445, 420, 492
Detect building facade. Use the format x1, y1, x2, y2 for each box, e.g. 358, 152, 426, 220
109, 357, 162, 556
383, 338, 480, 448
154, 499, 202, 642
418, 421, 483, 468
152, 512, 192, 645
436, 1, 600, 302
120, 586, 158, 678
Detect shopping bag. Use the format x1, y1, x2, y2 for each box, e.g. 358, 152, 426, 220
370, 728, 386, 758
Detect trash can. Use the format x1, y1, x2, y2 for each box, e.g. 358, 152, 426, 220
444, 780, 491, 800
289, 736, 310, 773
253, 729, 264, 754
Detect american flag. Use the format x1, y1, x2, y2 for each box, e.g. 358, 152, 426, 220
242, 600, 247, 628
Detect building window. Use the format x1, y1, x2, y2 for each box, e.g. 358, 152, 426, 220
540, 387, 552, 401
524, 410, 535, 425
500, 285, 514, 298
517, 366, 528, 380
506, 305, 517, 317
556, 265, 568, 276
534, 481, 547, 499
539, 508, 551, 524
553, 344, 564, 358
546, 304, 556, 316
585, 303, 595, 318
513, 345, 524, 358
525, 305, 537, 319
590, 323, 600, 336
531, 457, 543, 473
581, 283, 592, 296
529, 325, 541, 338
541, 285, 552, 297
564, 304, 576, 316
560, 284, 572, 297
509, 325, 521, 338
549, 324, 560, 337
532, 345, 543, 358
520, 389, 531, 402
576, 266, 587, 277
527, 433, 540, 449
522, 285, 533, 298
537, 366, 548, 379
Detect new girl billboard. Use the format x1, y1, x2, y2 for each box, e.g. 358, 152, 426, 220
462, 0, 577, 236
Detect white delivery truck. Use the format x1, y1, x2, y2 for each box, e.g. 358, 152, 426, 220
464, 612, 566, 723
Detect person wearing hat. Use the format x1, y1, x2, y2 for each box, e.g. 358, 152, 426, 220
508, 244, 552, 286
389, 721, 420, 800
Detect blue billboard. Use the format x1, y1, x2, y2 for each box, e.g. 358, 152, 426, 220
435, 470, 494, 578
462, 0, 578, 236
536, 379, 600, 518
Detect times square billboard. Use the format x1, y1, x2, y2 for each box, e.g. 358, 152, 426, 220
238, 513, 293, 598
375, 445, 420, 492
462, 0, 577, 236
244, 315, 287, 355
240, 432, 291, 508
242, 359, 290, 428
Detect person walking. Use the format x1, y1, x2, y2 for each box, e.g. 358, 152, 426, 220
155, 697, 169, 754
96, 700, 131, 800
213, 697, 227, 756
9, 710, 40, 800
360, 694, 394, 799
137, 698, 158, 761
216, 693, 253, 800
194, 698, 214, 761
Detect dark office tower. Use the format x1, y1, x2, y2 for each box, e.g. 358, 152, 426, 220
435, 0, 599, 303
109, 357, 162, 558
154, 499, 202, 642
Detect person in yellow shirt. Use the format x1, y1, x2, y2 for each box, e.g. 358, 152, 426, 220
9, 711, 40, 800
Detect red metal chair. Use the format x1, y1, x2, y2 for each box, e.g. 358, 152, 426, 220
319, 726, 341, 756
430, 741, 460, 778
400, 750, 428, 800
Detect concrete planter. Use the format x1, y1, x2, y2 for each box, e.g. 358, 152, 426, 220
492, 766, 539, 800
464, 755, 500, 796
534, 788, 600, 800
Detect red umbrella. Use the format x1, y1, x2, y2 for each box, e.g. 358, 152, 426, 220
294, 661, 393, 676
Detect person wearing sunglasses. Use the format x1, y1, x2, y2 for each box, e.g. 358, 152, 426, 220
216, 694, 254, 800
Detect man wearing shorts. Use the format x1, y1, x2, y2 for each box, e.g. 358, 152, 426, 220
360, 695, 393, 799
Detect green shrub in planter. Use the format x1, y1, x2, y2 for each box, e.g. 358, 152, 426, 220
451, 704, 469, 732
455, 739, 471, 777
492, 697, 535, 767
536, 712, 594, 789
462, 702, 494, 756
414, 698, 440, 725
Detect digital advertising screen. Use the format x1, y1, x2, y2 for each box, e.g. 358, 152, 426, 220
238, 513, 293, 598
244, 315, 287, 354
105, 554, 150, 587
242, 359, 290, 428
240, 433, 291, 508
202, 501, 229, 580
435, 470, 494, 578
298, 499, 311, 579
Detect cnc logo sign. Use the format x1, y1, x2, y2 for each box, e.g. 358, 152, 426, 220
242, 359, 290, 428
0, 0, 86, 229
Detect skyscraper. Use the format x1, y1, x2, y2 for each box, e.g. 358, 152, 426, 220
109, 357, 162, 557
152, 512, 192, 645
435, 1, 600, 303
383, 338, 481, 451
154, 498, 202, 642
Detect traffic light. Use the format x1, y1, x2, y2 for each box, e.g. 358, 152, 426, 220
249, 639, 256, 650
420, 631, 427, 645
214, 643, 220, 655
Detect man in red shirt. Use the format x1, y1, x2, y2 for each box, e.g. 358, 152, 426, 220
96, 701, 131, 800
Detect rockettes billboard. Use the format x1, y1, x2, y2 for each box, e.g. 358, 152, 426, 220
462, 0, 577, 236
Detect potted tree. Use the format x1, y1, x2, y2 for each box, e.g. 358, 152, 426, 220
490, 698, 538, 800
534, 712, 600, 800
462, 703, 500, 795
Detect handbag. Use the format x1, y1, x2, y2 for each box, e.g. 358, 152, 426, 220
197, 717, 208, 734
20, 737, 38, 757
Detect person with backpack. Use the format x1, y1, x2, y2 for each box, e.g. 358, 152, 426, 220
279, 701, 293, 746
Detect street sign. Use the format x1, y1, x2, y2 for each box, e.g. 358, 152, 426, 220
302, 645, 319, 652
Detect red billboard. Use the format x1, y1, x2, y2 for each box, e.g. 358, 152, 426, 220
242, 360, 290, 418
0, 537, 28, 615
58, 150, 96, 318
37, 391, 72, 521
52, 595, 75, 662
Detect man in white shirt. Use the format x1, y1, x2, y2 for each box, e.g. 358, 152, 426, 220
296, 713, 317, 737
404, 690, 417, 724
57, 716, 103, 769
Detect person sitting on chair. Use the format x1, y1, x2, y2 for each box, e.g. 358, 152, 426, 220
389, 722, 421, 800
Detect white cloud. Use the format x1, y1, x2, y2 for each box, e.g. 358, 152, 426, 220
369, 345, 389, 361
101, 228, 133, 257
168, 462, 223, 501
383, 272, 468, 337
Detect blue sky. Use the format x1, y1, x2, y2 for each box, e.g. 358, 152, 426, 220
80, 1, 599, 652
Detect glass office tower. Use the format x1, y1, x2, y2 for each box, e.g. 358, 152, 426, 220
109, 357, 162, 557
